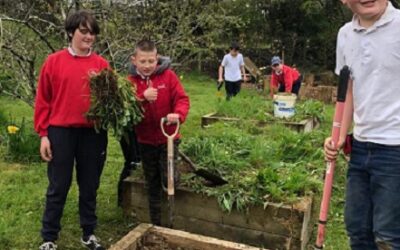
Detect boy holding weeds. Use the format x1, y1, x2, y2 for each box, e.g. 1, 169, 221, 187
128, 39, 189, 225
324, 0, 400, 249
35, 10, 108, 250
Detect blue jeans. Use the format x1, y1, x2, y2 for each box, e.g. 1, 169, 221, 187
345, 139, 400, 250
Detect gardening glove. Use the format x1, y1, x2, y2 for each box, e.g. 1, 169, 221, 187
40, 136, 52, 162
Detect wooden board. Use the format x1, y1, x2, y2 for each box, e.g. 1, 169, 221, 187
122, 179, 313, 250
244, 57, 262, 79
109, 223, 268, 250
201, 112, 319, 133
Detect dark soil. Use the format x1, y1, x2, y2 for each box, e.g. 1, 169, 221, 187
137, 232, 197, 250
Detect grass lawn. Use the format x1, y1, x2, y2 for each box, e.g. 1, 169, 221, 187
0, 72, 349, 249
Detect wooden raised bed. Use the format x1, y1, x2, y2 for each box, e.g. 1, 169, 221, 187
122, 179, 313, 250
201, 112, 319, 133
109, 223, 265, 250
298, 85, 337, 104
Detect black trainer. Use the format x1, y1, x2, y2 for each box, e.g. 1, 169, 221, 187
81, 235, 105, 250
39, 241, 57, 250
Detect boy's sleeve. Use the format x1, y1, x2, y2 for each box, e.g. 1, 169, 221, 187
283, 67, 294, 93
221, 55, 227, 67
335, 29, 345, 75
34, 59, 52, 137
169, 71, 190, 123
240, 54, 245, 66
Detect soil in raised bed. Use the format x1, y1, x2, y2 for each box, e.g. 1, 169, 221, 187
137, 231, 197, 250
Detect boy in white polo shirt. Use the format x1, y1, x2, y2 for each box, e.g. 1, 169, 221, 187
324, 0, 400, 249
218, 42, 247, 100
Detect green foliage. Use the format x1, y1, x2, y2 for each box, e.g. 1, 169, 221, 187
215, 93, 324, 122
0, 72, 349, 249
180, 122, 324, 211
86, 68, 143, 140
1, 116, 40, 163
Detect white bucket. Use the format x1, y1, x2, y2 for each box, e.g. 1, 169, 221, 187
273, 93, 297, 118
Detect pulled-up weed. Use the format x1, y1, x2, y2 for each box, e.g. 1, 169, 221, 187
86, 68, 143, 140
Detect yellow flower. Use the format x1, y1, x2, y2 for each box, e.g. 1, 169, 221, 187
7, 125, 19, 134
179, 75, 184, 80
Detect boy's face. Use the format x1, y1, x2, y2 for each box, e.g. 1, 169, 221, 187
341, 0, 388, 21
71, 23, 95, 52
131, 49, 158, 76
230, 49, 239, 57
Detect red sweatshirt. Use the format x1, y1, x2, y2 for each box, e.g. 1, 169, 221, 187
128, 69, 190, 145
270, 64, 300, 96
34, 49, 109, 137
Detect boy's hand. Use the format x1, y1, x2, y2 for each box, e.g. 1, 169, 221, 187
40, 136, 52, 162
144, 87, 158, 101
218, 78, 223, 83
324, 137, 345, 162
166, 113, 180, 125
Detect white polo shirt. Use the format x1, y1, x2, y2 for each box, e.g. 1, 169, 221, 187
221, 53, 244, 82
336, 2, 400, 145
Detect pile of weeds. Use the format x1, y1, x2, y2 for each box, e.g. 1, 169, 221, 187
180, 122, 325, 212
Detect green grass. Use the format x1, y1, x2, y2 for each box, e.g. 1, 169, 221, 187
0, 73, 350, 249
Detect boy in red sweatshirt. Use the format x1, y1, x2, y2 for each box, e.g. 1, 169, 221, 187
128, 39, 190, 225
269, 56, 302, 97
35, 10, 108, 250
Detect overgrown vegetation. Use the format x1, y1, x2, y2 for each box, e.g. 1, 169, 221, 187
180, 122, 324, 212
214, 91, 325, 123
86, 68, 143, 140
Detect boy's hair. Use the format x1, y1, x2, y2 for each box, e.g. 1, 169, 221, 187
390, 0, 399, 9
65, 10, 100, 42
134, 39, 157, 55
230, 42, 240, 51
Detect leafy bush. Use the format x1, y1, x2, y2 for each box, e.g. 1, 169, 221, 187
2, 117, 41, 163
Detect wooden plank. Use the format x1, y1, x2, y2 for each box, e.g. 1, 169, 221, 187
108, 223, 152, 250
124, 178, 312, 244
171, 215, 292, 249
244, 57, 262, 78
202, 112, 316, 133
151, 226, 267, 250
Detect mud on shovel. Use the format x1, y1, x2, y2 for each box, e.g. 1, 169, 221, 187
160, 117, 180, 228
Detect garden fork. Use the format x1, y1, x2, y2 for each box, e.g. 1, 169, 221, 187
160, 117, 180, 228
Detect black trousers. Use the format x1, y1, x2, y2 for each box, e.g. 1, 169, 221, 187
41, 126, 107, 242
278, 75, 303, 95
139, 141, 180, 225
224, 80, 242, 100
118, 130, 141, 206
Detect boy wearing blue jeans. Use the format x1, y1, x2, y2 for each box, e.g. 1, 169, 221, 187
324, 1, 400, 249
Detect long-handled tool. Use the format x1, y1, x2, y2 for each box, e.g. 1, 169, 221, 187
160, 117, 180, 228
178, 150, 227, 186
314, 66, 350, 249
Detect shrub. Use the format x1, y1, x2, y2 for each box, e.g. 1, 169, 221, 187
2, 117, 41, 163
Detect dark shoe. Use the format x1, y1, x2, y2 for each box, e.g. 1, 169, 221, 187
39, 241, 57, 250
81, 235, 105, 250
